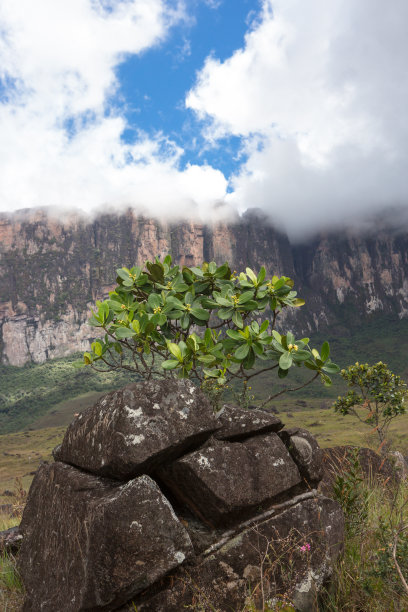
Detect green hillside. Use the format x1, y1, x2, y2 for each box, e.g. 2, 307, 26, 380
1, 315, 407, 434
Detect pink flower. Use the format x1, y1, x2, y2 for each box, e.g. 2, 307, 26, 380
300, 543, 311, 552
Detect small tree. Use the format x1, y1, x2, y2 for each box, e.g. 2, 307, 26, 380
80, 256, 339, 408
333, 362, 407, 449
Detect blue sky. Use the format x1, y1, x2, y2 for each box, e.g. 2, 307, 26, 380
115, 0, 254, 178
0, 0, 407, 236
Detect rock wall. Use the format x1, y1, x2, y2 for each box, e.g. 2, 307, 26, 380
1, 208, 408, 365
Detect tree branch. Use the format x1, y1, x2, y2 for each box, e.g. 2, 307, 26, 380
259, 372, 320, 409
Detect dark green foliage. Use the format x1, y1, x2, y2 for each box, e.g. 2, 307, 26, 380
82, 256, 339, 403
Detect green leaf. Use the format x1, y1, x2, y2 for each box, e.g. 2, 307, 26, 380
232, 311, 243, 328
272, 339, 285, 353
147, 293, 161, 309
91, 341, 103, 357
203, 368, 220, 378
260, 320, 269, 333
272, 330, 282, 342
180, 313, 190, 329
226, 330, 242, 340
257, 266, 266, 283
162, 359, 180, 370
249, 321, 259, 335
83, 352, 92, 365
147, 262, 164, 282
286, 331, 295, 345
198, 354, 217, 365
321, 341, 330, 361
235, 344, 249, 360
322, 362, 340, 374
238, 291, 255, 304
293, 298, 305, 307
190, 308, 210, 321
115, 327, 135, 339
304, 361, 319, 371
246, 267, 257, 284
116, 268, 131, 281
292, 350, 311, 361
168, 342, 182, 361
321, 373, 332, 387
218, 307, 234, 320
215, 295, 233, 307
279, 352, 293, 370
243, 350, 255, 369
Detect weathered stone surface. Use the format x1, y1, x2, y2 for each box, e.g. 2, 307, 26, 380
158, 434, 302, 526
279, 427, 324, 483
319, 445, 399, 496
56, 379, 219, 479
214, 403, 283, 441
18, 462, 193, 612
130, 495, 345, 612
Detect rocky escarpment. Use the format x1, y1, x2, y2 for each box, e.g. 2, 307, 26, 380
18, 380, 344, 611
1, 208, 408, 365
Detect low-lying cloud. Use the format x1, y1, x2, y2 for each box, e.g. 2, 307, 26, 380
1, 0, 408, 236
187, 0, 408, 237
0, 0, 229, 222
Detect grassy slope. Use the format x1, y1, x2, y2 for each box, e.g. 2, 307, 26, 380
1, 314, 408, 499
0, 354, 140, 434
1, 315, 408, 435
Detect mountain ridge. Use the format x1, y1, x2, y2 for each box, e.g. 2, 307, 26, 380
1, 207, 407, 366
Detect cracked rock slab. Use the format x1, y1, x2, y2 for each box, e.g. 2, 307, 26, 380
55, 379, 219, 479
18, 462, 193, 612
214, 404, 284, 441
130, 496, 345, 612
158, 433, 302, 526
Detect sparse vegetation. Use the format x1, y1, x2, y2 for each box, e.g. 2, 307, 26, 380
0, 353, 139, 433
333, 362, 407, 450
320, 452, 408, 611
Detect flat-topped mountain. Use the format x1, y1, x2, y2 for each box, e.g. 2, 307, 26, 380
1, 208, 407, 365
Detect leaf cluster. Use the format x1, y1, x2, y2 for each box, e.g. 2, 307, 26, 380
81, 256, 339, 401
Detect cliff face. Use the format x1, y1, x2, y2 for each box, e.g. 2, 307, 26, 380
1, 209, 407, 366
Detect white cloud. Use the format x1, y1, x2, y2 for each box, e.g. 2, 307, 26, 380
187, 0, 408, 237
0, 0, 228, 219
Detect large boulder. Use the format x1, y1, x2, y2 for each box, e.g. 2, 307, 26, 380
158, 433, 302, 526
55, 379, 219, 479
130, 495, 345, 612
214, 403, 283, 441
18, 462, 193, 612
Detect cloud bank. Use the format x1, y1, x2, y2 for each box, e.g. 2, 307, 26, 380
1, 0, 408, 236
187, 0, 408, 237
0, 0, 228, 221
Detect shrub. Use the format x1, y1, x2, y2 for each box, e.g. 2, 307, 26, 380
333, 362, 407, 449
80, 257, 339, 407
